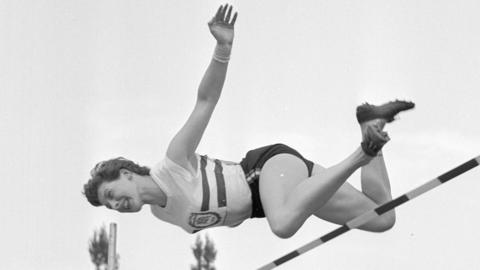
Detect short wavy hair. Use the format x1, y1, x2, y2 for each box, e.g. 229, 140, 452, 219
83, 157, 150, 206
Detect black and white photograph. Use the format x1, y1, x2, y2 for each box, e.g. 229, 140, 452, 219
1, 1, 479, 269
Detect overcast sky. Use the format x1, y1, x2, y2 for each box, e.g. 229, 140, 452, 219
1, 0, 479, 269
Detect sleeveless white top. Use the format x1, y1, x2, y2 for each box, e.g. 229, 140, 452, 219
150, 154, 252, 233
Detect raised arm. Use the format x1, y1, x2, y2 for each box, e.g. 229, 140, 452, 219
166, 4, 238, 172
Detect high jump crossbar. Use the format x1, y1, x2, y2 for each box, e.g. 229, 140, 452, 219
258, 155, 480, 270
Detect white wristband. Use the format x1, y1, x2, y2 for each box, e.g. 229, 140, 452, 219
213, 44, 231, 63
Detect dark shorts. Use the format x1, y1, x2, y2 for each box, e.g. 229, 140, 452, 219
239, 143, 314, 218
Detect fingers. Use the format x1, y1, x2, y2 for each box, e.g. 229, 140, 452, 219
213, 3, 238, 25
225, 5, 232, 22
230, 12, 238, 26
221, 4, 228, 19
214, 5, 223, 21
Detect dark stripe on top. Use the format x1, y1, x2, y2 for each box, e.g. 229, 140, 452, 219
274, 251, 300, 266
200, 155, 210, 211
375, 195, 409, 215
320, 224, 350, 243
214, 159, 227, 208
437, 158, 479, 183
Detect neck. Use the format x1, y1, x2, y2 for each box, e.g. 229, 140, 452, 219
136, 175, 167, 207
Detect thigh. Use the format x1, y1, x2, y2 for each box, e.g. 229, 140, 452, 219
312, 165, 395, 232
259, 153, 309, 217
313, 172, 377, 225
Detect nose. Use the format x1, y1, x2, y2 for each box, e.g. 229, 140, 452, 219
109, 199, 120, 210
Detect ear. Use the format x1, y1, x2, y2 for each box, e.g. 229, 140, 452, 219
119, 169, 133, 180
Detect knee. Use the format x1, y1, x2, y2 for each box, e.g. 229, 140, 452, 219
271, 224, 296, 239
368, 212, 396, 233
268, 213, 301, 239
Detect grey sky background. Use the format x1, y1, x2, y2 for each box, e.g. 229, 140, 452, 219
1, 0, 479, 269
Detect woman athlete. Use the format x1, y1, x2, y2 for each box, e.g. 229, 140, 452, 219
83, 4, 414, 238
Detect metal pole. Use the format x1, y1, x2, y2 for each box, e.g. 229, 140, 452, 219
108, 223, 117, 270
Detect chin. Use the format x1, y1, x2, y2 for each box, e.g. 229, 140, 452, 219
120, 207, 140, 213
130, 204, 143, 212
120, 204, 142, 213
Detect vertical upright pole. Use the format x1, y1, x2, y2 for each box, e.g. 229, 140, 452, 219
108, 223, 117, 270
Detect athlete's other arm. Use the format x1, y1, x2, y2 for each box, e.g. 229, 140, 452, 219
166, 4, 238, 172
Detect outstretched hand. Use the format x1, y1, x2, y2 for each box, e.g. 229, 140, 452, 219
208, 4, 238, 45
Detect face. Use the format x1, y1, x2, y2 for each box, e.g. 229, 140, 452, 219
97, 170, 143, 213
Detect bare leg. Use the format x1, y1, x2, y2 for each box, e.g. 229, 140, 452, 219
361, 152, 392, 204
359, 119, 396, 224
314, 120, 396, 232
259, 148, 372, 239
260, 101, 414, 238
